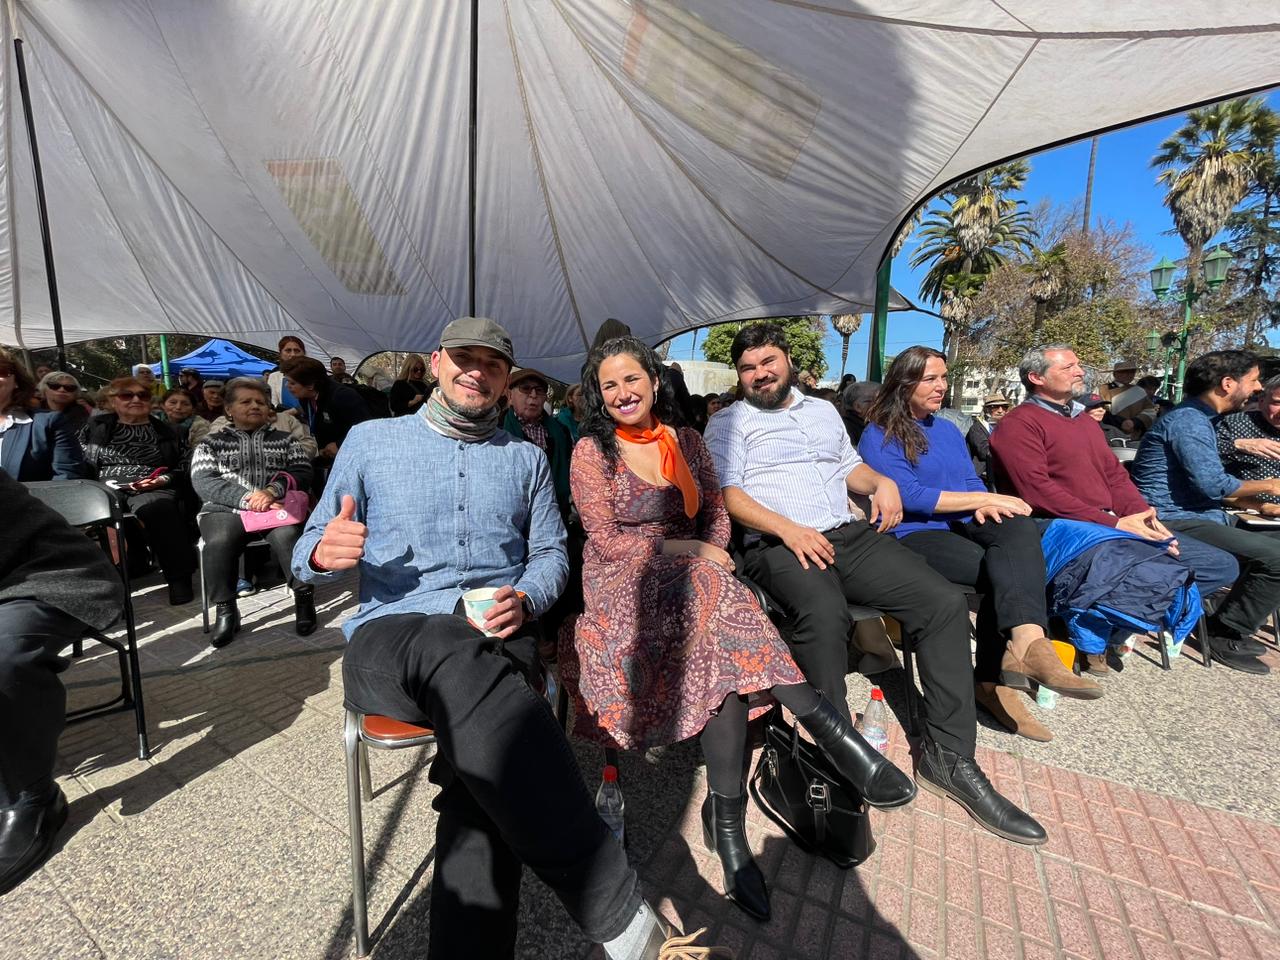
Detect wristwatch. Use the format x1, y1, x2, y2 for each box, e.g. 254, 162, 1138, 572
518, 591, 533, 620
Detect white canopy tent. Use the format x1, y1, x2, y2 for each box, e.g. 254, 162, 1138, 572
0, 1, 1277, 381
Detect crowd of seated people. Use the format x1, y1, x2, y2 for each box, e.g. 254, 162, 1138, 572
7, 322, 1280, 957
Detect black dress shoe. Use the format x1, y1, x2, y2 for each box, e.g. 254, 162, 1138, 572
916, 740, 1046, 845
210, 602, 240, 649
701, 790, 770, 921
0, 786, 68, 896
1205, 635, 1269, 674
294, 587, 317, 636
167, 578, 194, 606
794, 696, 916, 809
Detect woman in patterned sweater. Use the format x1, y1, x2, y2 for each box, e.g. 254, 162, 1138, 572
191, 378, 314, 648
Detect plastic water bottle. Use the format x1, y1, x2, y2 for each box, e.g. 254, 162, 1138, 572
596, 765, 625, 846
855, 687, 890, 754
1035, 686, 1059, 710
1163, 630, 1184, 659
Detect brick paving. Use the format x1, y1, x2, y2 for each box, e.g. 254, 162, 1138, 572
2, 578, 1279, 959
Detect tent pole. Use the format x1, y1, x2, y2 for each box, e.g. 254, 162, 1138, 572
12, 37, 66, 371
159, 334, 171, 387
868, 257, 890, 381
467, 0, 478, 317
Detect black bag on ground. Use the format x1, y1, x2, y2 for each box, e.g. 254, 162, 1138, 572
749, 704, 875, 869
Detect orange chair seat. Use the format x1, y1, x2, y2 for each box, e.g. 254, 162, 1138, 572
361, 714, 434, 742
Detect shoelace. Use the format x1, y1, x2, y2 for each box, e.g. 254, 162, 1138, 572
659, 928, 735, 959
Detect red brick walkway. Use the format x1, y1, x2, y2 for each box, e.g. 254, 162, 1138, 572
609, 725, 1280, 959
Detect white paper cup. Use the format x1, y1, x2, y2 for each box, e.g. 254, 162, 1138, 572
462, 588, 501, 636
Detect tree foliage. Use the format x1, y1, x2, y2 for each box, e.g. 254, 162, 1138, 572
26, 334, 277, 390
701, 316, 828, 379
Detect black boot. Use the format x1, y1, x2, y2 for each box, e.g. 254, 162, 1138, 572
915, 740, 1046, 845
294, 587, 317, 636
701, 790, 770, 921
794, 696, 916, 809
210, 602, 240, 649
167, 577, 193, 606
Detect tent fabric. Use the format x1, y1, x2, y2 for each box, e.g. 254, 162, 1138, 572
0, 2, 1277, 382
146, 338, 273, 381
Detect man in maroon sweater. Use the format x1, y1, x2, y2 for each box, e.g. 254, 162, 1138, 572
990, 345, 1239, 603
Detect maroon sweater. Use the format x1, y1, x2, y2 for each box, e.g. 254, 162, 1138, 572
989, 401, 1148, 527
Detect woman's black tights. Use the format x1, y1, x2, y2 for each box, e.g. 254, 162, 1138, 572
700, 682, 821, 796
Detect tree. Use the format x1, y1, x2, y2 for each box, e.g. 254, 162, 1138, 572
1152, 96, 1280, 277
830, 314, 862, 379
27, 334, 277, 391
1221, 111, 1280, 347
701, 316, 828, 380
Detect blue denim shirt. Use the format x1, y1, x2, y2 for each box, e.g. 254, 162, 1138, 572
292, 410, 568, 639
1130, 398, 1238, 524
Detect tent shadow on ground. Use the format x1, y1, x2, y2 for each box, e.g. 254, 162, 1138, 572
53, 593, 344, 833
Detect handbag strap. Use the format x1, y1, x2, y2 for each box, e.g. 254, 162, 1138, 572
269, 471, 297, 492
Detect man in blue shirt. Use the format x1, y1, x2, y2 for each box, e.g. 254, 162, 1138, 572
1131, 350, 1278, 674
293, 318, 719, 960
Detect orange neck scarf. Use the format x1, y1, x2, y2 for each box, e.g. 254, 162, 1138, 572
615, 420, 699, 518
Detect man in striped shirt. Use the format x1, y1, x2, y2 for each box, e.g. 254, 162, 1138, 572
705, 322, 1045, 846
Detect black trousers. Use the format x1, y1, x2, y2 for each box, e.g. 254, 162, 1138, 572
900, 516, 1049, 684
1166, 518, 1280, 637
197, 512, 302, 604
342, 610, 640, 959
0, 600, 84, 808
743, 521, 977, 757
123, 488, 192, 584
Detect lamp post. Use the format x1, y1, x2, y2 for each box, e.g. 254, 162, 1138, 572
1148, 246, 1233, 402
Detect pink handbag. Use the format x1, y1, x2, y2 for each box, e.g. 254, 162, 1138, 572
240, 473, 309, 532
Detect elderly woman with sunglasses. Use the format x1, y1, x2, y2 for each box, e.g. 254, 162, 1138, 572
0, 352, 86, 482
389, 353, 432, 416
79, 376, 194, 604
37, 371, 92, 432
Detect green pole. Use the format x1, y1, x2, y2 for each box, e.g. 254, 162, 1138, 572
1173, 282, 1196, 404
159, 334, 171, 387
868, 257, 891, 381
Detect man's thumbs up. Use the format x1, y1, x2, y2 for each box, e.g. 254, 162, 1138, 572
314, 494, 367, 571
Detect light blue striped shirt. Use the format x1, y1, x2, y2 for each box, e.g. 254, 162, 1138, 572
704, 388, 860, 532
292, 410, 568, 640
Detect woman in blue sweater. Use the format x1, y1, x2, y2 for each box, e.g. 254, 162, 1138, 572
858, 347, 1099, 741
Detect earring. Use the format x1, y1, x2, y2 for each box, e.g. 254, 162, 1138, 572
601, 403, 610, 418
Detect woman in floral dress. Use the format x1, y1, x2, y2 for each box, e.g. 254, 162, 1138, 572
561, 338, 915, 922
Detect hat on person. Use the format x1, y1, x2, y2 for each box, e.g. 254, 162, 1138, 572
179, 366, 200, 376
203, 379, 226, 389
439, 316, 515, 366
982, 393, 1009, 407
507, 367, 549, 389
1081, 393, 1111, 409
1112, 358, 1139, 372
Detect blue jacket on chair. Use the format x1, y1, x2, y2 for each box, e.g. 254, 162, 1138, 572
1041, 519, 1201, 654
0, 410, 88, 481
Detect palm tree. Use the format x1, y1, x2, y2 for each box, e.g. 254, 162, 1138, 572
948, 161, 1032, 258
910, 204, 1035, 306
1152, 97, 1280, 276
830, 313, 862, 379
1022, 242, 1069, 329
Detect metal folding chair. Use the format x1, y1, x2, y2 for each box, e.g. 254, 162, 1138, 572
196, 535, 273, 633
23, 480, 150, 760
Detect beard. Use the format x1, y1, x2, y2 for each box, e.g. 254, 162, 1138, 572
440, 379, 496, 419
742, 365, 797, 410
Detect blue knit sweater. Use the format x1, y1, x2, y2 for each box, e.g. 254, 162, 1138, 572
858, 416, 987, 537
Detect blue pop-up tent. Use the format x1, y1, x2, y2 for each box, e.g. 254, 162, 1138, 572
149, 339, 274, 380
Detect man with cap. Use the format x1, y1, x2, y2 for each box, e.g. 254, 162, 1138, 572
292, 317, 727, 960
1081, 393, 1129, 443
503, 367, 572, 515
1101, 359, 1156, 436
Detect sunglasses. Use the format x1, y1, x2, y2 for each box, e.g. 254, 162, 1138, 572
114, 390, 150, 400
47, 383, 77, 392
514, 383, 548, 396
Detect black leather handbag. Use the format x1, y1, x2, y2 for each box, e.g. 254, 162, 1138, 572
749, 705, 876, 869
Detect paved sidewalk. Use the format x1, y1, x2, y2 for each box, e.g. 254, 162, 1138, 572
2, 577, 1278, 959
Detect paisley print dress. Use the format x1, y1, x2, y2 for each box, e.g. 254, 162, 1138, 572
560, 427, 806, 750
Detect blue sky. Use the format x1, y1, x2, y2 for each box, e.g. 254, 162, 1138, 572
665, 88, 1280, 380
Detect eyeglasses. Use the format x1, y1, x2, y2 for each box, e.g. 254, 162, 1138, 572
514, 383, 548, 396
114, 390, 150, 400
47, 383, 77, 392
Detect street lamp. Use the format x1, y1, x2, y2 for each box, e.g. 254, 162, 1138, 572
1148, 246, 1233, 401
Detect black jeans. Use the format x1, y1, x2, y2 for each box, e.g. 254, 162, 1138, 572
342, 610, 640, 959
197, 512, 302, 604
123, 487, 192, 584
743, 521, 977, 757
900, 516, 1049, 684
0, 600, 85, 808
1166, 517, 1280, 637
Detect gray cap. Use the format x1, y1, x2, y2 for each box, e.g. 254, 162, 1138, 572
439, 316, 515, 365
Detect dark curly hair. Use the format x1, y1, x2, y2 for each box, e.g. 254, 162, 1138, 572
579, 337, 683, 463
864, 345, 946, 465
